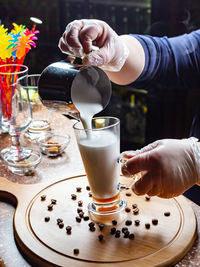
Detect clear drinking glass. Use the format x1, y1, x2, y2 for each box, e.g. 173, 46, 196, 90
23, 74, 52, 140
73, 116, 127, 224
0, 64, 41, 175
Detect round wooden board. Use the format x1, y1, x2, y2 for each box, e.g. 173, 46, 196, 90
0, 175, 197, 267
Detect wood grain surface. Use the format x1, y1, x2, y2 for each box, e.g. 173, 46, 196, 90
0, 174, 197, 267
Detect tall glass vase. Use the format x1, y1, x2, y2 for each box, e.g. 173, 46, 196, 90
0, 64, 41, 175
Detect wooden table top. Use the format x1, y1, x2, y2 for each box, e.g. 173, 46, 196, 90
0, 111, 200, 267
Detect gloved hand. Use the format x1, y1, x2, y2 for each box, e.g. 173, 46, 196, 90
121, 137, 200, 198
58, 19, 129, 72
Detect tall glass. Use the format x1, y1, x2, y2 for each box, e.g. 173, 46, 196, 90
0, 64, 41, 175
23, 74, 52, 140
73, 116, 127, 223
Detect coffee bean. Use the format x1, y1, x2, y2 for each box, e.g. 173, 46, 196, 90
134, 220, 140, 226
86, 185, 90, 191
78, 200, 83, 207
71, 194, 77, 200
124, 231, 130, 238
145, 223, 150, 229
98, 234, 104, 241
129, 233, 135, 239
88, 192, 92, 197
164, 212, 171, 217
125, 207, 131, 213
59, 222, 64, 228
125, 220, 132, 226
110, 227, 116, 235
152, 219, 158, 225
132, 204, 138, 209
41, 195, 46, 201
57, 218, 63, 224
76, 187, 82, 192
83, 216, 89, 221
126, 192, 132, 197
47, 204, 53, 211
79, 211, 84, 218
76, 216, 81, 223
115, 230, 121, 238
51, 199, 57, 205
66, 226, 72, 232
73, 248, 79, 255
89, 222, 95, 228
77, 208, 82, 213
112, 220, 117, 226
133, 208, 139, 215
89, 227, 95, 232
44, 216, 50, 222
122, 227, 128, 233
145, 196, 151, 201
98, 224, 105, 231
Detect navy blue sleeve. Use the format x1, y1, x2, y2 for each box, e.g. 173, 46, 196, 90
130, 30, 200, 89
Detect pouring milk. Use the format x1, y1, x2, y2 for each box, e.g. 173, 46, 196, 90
71, 67, 120, 200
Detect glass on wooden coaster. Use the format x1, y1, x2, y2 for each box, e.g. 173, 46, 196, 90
23, 74, 52, 140
74, 116, 130, 224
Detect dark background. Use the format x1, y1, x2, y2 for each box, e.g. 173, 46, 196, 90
1, 0, 200, 150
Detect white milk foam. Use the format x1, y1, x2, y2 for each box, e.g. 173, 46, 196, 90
71, 67, 120, 199
79, 130, 120, 199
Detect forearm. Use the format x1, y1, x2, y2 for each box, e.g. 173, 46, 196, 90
105, 35, 145, 85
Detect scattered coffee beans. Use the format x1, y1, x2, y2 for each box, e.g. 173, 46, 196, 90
132, 204, 138, 209
78, 200, 83, 207
66, 226, 72, 234
47, 204, 53, 211
126, 192, 132, 197
51, 199, 57, 205
145, 196, 151, 201
98, 224, 105, 231
122, 227, 128, 233
59, 222, 64, 228
88, 192, 92, 197
125, 220, 132, 226
164, 212, 171, 217
86, 186, 90, 191
123, 231, 130, 238
71, 194, 77, 200
76, 187, 82, 192
115, 230, 121, 238
152, 219, 158, 225
76, 216, 81, 223
125, 207, 131, 213
133, 208, 139, 215
112, 220, 117, 226
73, 248, 79, 255
57, 218, 63, 224
41, 195, 46, 201
79, 211, 84, 218
83, 216, 89, 221
89, 222, 95, 228
44, 216, 50, 222
134, 220, 140, 226
110, 227, 116, 235
145, 223, 150, 229
129, 233, 135, 239
98, 234, 104, 241
77, 208, 82, 213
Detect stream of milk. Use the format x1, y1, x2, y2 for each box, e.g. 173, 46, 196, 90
71, 67, 120, 199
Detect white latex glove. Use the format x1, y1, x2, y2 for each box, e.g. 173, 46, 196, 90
58, 19, 129, 72
121, 138, 200, 198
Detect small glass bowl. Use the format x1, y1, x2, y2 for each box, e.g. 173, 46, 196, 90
3, 150, 41, 176
37, 134, 70, 156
